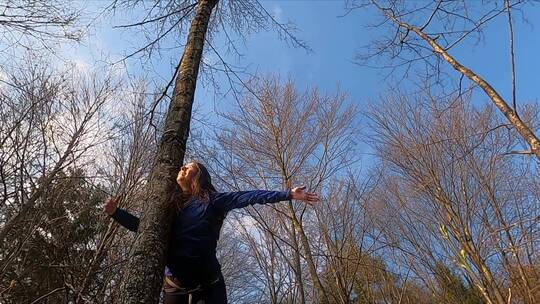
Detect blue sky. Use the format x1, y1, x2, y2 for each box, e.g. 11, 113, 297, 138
65, 0, 540, 159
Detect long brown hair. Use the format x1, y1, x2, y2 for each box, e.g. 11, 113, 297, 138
189, 161, 216, 202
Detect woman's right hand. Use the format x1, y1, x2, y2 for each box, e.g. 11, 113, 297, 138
290, 186, 319, 205
103, 197, 118, 216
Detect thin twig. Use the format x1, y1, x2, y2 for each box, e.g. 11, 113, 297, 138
113, 3, 196, 29
30, 287, 66, 304
505, 0, 518, 116
149, 54, 184, 130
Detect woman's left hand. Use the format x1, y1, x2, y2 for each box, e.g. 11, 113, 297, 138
290, 186, 319, 205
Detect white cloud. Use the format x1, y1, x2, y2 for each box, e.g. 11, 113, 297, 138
71, 57, 92, 72
272, 4, 283, 23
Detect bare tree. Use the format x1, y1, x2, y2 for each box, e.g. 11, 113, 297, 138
74, 78, 165, 304
117, 1, 219, 302
350, 0, 540, 160
0, 56, 118, 247
0, 0, 81, 57
105, 0, 311, 301
203, 76, 358, 303
365, 89, 540, 304
0, 56, 123, 303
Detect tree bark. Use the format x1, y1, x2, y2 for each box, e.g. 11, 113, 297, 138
120, 1, 218, 303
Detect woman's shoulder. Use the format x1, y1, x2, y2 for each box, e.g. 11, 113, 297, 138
207, 191, 220, 202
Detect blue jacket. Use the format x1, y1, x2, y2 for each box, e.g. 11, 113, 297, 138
111, 190, 291, 286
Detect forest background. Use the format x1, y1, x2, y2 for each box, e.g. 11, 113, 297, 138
1, 0, 540, 303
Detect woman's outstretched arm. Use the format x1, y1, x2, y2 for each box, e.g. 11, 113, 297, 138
212, 186, 319, 212
104, 198, 140, 232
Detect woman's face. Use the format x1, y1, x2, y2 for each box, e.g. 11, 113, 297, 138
176, 162, 198, 192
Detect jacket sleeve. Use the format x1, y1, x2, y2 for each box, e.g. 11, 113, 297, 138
110, 208, 140, 232
212, 190, 291, 212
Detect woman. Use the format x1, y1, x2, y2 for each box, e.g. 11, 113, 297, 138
104, 161, 319, 304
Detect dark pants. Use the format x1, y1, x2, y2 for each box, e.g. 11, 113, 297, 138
163, 274, 227, 304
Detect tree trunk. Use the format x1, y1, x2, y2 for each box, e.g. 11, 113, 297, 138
120, 1, 218, 303
288, 202, 329, 304
289, 220, 306, 304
